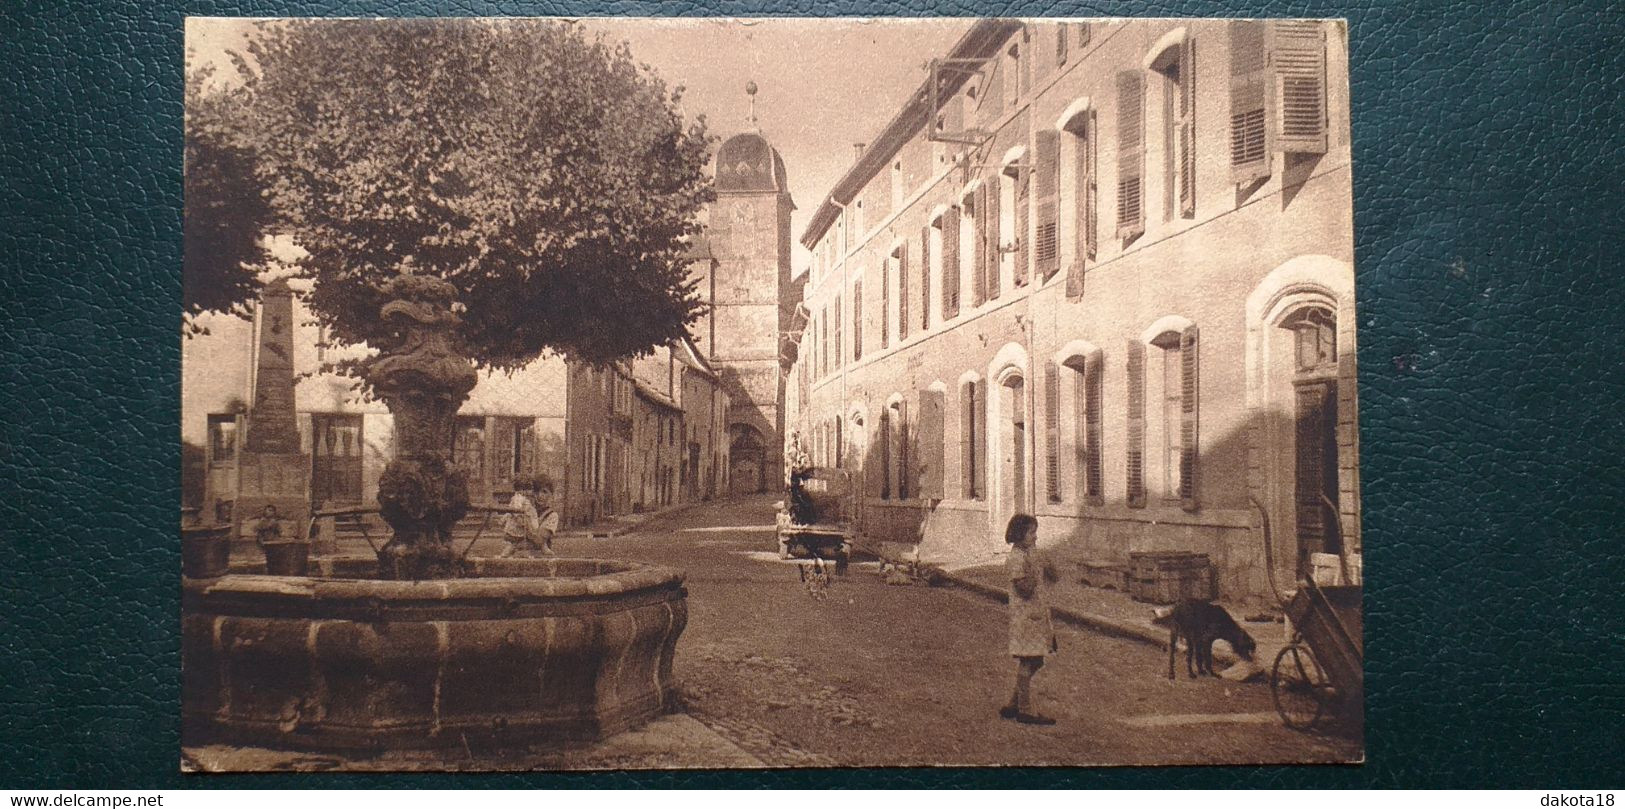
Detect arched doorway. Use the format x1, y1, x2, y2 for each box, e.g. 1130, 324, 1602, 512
1280, 305, 1342, 572
729, 424, 766, 496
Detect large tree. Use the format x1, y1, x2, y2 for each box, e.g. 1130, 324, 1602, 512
239, 18, 713, 368
210, 19, 714, 577
184, 64, 273, 330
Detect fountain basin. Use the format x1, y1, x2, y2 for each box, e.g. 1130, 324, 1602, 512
182, 557, 688, 752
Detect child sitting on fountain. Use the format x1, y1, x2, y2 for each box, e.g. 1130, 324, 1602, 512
531, 475, 559, 556
499, 478, 540, 558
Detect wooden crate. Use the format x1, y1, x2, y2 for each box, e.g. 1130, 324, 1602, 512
1128, 551, 1215, 604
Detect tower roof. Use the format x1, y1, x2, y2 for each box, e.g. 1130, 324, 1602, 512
715, 132, 788, 193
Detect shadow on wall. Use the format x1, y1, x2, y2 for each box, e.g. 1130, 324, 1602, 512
840, 403, 1352, 603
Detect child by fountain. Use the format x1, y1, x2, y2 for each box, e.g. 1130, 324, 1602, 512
499, 479, 541, 558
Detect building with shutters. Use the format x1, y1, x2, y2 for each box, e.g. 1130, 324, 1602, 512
787, 18, 1358, 603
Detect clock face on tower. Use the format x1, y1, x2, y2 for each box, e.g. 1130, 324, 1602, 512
728, 200, 757, 229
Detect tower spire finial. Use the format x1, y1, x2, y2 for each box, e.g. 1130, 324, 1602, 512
745, 80, 759, 132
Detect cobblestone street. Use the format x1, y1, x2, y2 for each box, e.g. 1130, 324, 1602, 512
577, 496, 1361, 768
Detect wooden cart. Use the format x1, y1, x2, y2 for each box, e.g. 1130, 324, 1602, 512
776, 467, 854, 571
1270, 578, 1364, 731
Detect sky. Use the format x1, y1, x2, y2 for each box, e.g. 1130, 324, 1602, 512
186, 17, 973, 274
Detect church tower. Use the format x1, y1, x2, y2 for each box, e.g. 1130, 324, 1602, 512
701, 88, 801, 494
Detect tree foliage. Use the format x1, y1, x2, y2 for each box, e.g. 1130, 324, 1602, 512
184, 64, 273, 329
233, 18, 714, 369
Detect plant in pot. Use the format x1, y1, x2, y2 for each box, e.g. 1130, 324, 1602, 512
249, 504, 309, 576
188, 19, 714, 580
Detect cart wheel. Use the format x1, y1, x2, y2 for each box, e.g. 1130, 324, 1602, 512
1272, 643, 1334, 732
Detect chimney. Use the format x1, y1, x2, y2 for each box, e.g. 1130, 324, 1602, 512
853, 143, 866, 161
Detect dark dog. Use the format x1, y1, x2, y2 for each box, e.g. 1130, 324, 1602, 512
1167, 600, 1256, 679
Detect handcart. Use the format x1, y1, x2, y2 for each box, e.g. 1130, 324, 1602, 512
776, 467, 854, 572
1265, 496, 1364, 732
1270, 578, 1363, 731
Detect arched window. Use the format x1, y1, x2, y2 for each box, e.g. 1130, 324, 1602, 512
1148, 34, 1195, 220
1128, 320, 1200, 510
1283, 306, 1337, 374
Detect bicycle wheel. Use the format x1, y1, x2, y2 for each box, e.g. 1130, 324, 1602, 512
1272, 643, 1334, 732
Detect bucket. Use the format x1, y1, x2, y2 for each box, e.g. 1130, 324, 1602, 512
181, 525, 232, 579
263, 540, 311, 576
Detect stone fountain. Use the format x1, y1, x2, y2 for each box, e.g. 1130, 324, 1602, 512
182, 273, 687, 753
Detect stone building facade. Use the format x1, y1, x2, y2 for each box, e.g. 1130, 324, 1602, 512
788, 19, 1358, 602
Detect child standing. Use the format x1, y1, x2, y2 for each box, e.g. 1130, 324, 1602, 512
530, 475, 559, 555
1000, 513, 1059, 725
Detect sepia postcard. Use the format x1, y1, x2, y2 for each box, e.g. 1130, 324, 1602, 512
180, 16, 1363, 771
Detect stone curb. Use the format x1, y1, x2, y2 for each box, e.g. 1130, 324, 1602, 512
939, 570, 1244, 667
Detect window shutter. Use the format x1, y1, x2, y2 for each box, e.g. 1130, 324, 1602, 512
852, 279, 863, 361
962, 383, 977, 498
899, 400, 911, 500
974, 383, 986, 499
880, 410, 892, 499
1229, 20, 1271, 184
1179, 36, 1197, 218
1272, 20, 1328, 154
943, 208, 961, 319
1126, 339, 1146, 508
1013, 165, 1030, 287
1179, 324, 1200, 511
1045, 362, 1061, 503
986, 177, 1002, 300
1086, 355, 1104, 506
1076, 22, 1091, 48
1034, 130, 1060, 281
1056, 25, 1068, 65
881, 257, 890, 349
1115, 70, 1145, 239
972, 187, 988, 307
1087, 110, 1099, 258
920, 225, 931, 331
898, 243, 910, 341
919, 388, 945, 500
833, 295, 843, 369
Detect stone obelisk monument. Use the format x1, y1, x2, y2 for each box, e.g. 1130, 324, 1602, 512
232, 278, 311, 554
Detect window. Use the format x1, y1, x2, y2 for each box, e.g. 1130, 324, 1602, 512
1066, 355, 1105, 505
1063, 112, 1097, 299
1001, 159, 1029, 288
1130, 325, 1200, 510
1155, 332, 1183, 499
1284, 306, 1338, 373
207, 414, 237, 464
1152, 37, 1196, 219
918, 388, 946, 499
853, 278, 864, 361
1116, 69, 1146, 239
1005, 41, 1025, 104
1055, 24, 1069, 65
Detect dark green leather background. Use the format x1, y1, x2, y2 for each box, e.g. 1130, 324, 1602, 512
4, 0, 1623, 789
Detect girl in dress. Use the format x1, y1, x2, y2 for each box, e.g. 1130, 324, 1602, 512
1000, 513, 1059, 725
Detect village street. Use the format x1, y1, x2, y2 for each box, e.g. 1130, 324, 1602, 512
550, 496, 1361, 768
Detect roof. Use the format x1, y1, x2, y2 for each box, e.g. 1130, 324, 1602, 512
672, 335, 717, 379
632, 379, 681, 412
799, 19, 1022, 249
716, 132, 789, 193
